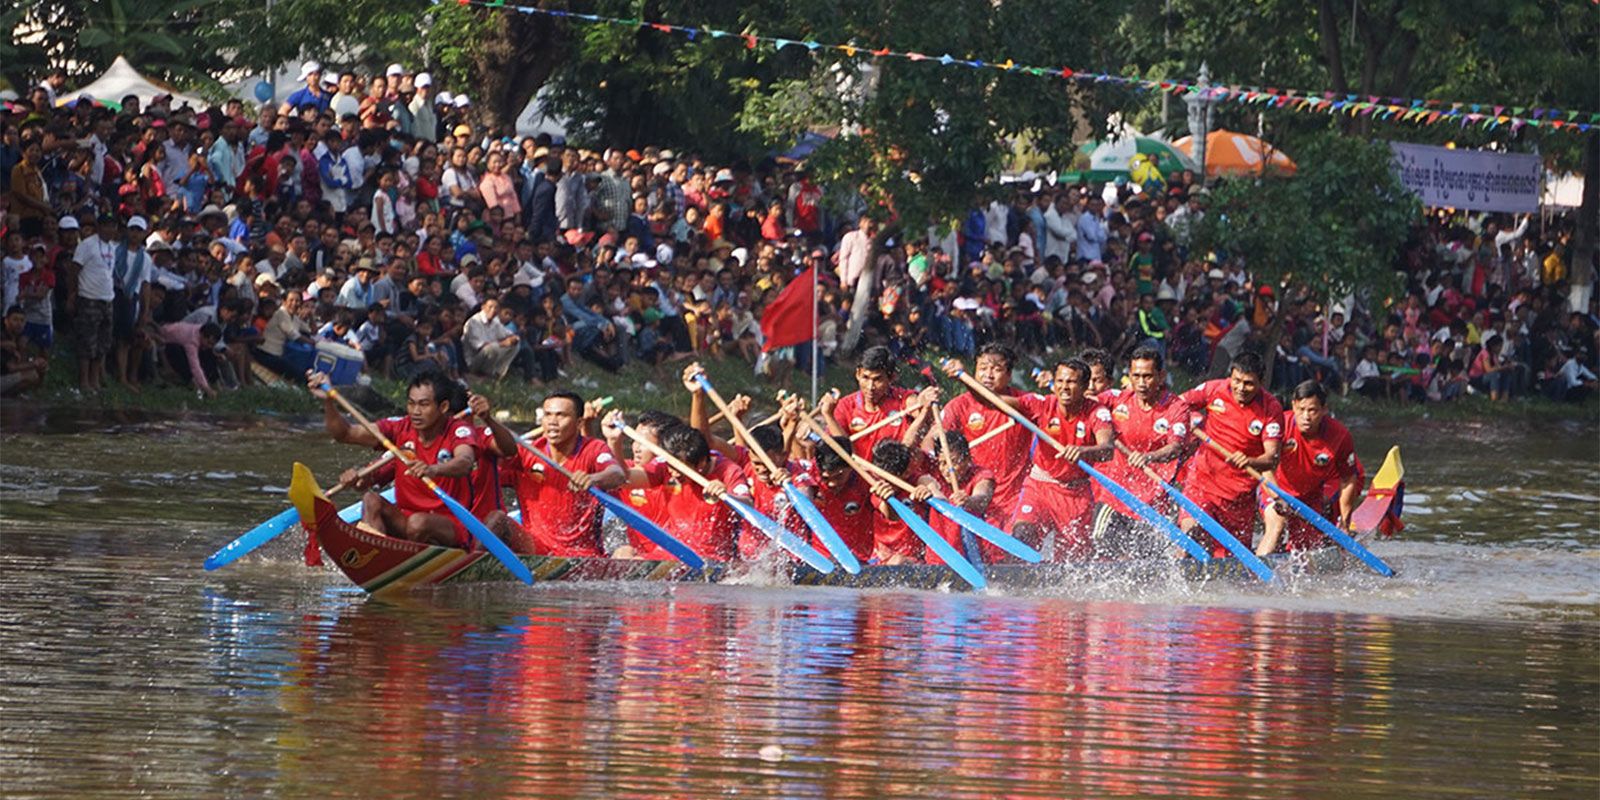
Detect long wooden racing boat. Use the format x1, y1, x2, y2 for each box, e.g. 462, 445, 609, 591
288, 448, 1405, 598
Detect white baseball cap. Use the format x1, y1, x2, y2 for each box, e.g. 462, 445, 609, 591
58, 216, 80, 231
436, 91, 453, 105
297, 60, 322, 82
414, 72, 433, 89
385, 63, 405, 78
127, 216, 149, 230
453, 94, 470, 108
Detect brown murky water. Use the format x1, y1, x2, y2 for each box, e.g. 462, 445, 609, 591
2, 408, 1597, 797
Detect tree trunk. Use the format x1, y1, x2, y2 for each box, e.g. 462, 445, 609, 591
839, 231, 889, 355
1261, 304, 1287, 392
471, 10, 565, 134
1572, 134, 1600, 303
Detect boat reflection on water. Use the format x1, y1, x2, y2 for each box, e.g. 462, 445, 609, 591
242, 588, 1452, 798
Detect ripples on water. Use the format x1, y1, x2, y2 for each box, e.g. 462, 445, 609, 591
1, 410, 1597, 797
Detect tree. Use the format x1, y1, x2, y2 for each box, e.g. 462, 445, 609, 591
1192, 132, 1419, 384
6, 0, 236, 91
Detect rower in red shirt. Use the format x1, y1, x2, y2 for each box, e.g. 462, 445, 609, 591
604, 409, 679, 556
1177, 351, 1284, 556
1256, 380, 1361, 555
1011, 358, 1115, 561
481, 391, 626, 557
311, 371, 483, 548
864, 440, 940, 563
822, 345, 939, 459
609, 416, 753, 562
924, 430, 997, 564
1095, 346, 1190, 555
808, 434, 877, 563
1083, 347, 1120, 404
938, 343, 1034, 528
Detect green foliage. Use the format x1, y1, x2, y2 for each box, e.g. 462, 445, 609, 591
8, 0, 239, 90
1193, 132, 1418, 305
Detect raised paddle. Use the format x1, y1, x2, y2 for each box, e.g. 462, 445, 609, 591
204, 407, 471, 571
944, 361, 1213, 563
694, 374, 862, 574
847, 404, 918, 442
801, 417, 988, 589
613, 420, 836, 573
710, 390, 788, 428
320, 382, 534, 585
1113, 441, 1273, 581
969, 418, 1017, 448
1194, 429, 1395, 577
510, 433, 704, 568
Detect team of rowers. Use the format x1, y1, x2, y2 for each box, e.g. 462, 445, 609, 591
306, 341, 1363, 567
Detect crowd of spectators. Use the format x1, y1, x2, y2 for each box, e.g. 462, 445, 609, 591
1, 59, 1596, 405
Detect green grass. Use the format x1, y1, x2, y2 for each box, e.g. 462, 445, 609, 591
17, 341, 1599, 427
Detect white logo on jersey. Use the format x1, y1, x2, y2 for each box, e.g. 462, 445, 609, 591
1248, 420, 1264, 436
844, 501, 862, 515
1210, 398, 1226, 412
1075, 421, 1087, 438
1172, 422, 1187, 437
1314, 453, 1331, 467
437, 449, 452, 462
1346, 452, 1356, 466
454, 425, 472, 439
596, 452, 614, 464
1265, 422, 1282, 438
1021, 505, 1034, 513
1095, 407, 1112, 422
1153, 418, 1171, 434
1284, 438, 1298, 453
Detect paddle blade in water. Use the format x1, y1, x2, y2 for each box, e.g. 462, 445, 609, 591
724, 497, 835, 574
1078, 461, 1212, 563
589, 488, 705, 569
888, 497, 986, 590
785, 482, 861, 574
926, 497, 1041, 563
429, 486, 534, 585
1155, 478, 1274, 582
203, 506, 300, 571
1264, 482, 1395, 577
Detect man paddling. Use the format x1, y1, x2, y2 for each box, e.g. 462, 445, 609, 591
482, 391, 626, 556
808, 434, 877, 563
605, 412, 753, 561
1177, 351, 1283, 556
1095, 346, 1190, 555
1255, 380, 1361, 556
822, 345, 939, 458
937, 343, 1034, 529
605, 409, 679, 555
311, 371, 485, 547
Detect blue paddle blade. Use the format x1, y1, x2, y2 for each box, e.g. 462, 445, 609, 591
589, 488, 705, 569
888, 496, 986, 589
926, 496, 1042, 563
724, 497, 835, 573
1154, 478, 1273, 582
1264, 482, 1395, 577
784, 482, 861, 574
337, 487, 393, 523
204, 506, 300, 570
1078, 461, 1212, 563
431, 486, 534, 584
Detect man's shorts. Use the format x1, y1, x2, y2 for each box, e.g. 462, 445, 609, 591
75, 299, 113, 359
1178, 482, 1258, 557
22, 322, 52, 351
1011, 477, 1096, 561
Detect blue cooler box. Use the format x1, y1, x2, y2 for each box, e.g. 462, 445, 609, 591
313, 341, 366, 386
283, 340, 316, 378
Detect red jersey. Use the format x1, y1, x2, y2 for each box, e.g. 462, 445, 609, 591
1017, 395, 1113, 484
468, 424, 505, 522
929, 462, 996, 560
1179, 379, 1284, 498
731, 446, 816, 558
508, 436, 617, 557
834, 386, 914, 459
1098, 388, 1190, 516
941, 391, 1034, 520
808, 472, 876, 562
639, 455, 753, 562
1274, 412, 1357, 500
613, 457, 671, 553
869, 464, 934, 561
374, 416, 481, 519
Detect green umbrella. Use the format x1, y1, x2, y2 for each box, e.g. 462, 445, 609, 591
1072, 136, 1197, 182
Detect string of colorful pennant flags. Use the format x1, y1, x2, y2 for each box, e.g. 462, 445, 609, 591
444, 0, 1596, 136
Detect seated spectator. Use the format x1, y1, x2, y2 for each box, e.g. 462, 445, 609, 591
0, 305, 47, 397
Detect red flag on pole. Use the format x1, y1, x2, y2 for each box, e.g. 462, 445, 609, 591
759, 266, 816, 352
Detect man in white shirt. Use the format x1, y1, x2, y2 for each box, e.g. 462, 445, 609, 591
111, 217, 155, 393
160, 117, 196, 190
1042, 192, 1078, 264
206, 117, 246, 196
837, 216, 874, 289
337, 260, 380, 310
463, 297, 520, 379
1076, 197, 1108, 262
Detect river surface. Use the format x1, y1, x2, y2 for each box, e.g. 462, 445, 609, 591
1, 406, 1597, 798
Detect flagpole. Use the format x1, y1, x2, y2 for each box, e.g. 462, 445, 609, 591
810, 260, 819, 404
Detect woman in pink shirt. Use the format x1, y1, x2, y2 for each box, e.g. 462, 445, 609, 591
478, 150, 521, 220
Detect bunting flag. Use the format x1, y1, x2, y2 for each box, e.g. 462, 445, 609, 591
441, 0, 1596, 136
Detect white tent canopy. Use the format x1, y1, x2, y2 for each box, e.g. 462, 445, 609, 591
56, 56, 206, 111
1544, 172, 1584, 208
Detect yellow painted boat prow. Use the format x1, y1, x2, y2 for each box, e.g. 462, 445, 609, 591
289, 463, 328, 532
1371, 446, 1403, 491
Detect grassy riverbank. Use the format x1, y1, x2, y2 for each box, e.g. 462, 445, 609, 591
13, 345, 1597, 425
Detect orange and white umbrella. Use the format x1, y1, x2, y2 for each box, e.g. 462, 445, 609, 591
1173, 129, 1298, 177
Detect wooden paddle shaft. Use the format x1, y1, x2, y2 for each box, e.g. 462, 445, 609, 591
326, 408, 479, 498
709, 391, 787, 427
1112, 440, 1176, 484
326, 387, 453, 494
969, 419, 1016, 448
802, 416, 918, 495
1194, 429, 1268, 481
930, 402, 960, 487
615, 423, 715, 492
699, 380, 783, 476
847, 404, 916, 442
950, 368, 1069, 452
